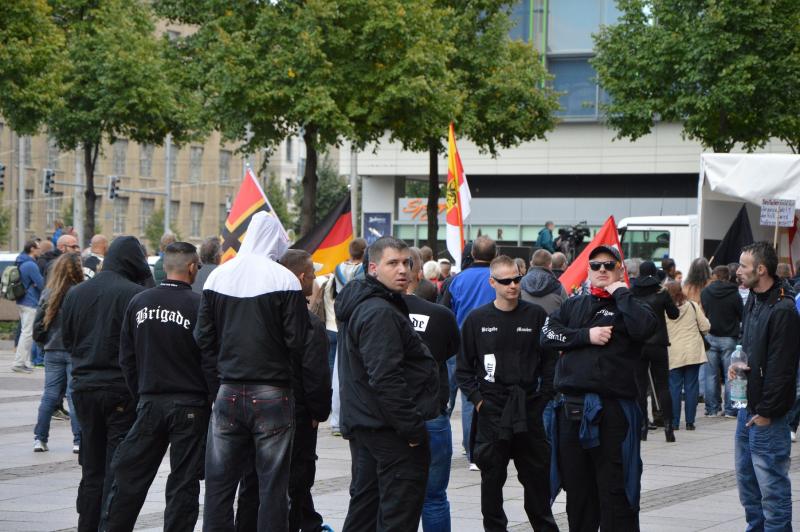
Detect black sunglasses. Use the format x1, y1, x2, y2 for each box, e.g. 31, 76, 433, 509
589, 260, 618, 272
492, 275, 523, 285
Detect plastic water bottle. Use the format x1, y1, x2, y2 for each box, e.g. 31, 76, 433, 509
730, 345, 748, 409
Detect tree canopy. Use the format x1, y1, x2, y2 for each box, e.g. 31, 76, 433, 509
593, 0, 800, 153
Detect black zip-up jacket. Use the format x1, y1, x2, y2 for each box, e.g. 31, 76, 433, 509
457, 301, 556, 427
119, 280, 213, 402
540, 287, 657, 399
741, 281, 800, 419
294, 311, 332, 422
630, 276, 679, 346
62, 237, 151, 393
335, 276, 439, 443
701, 280, 743, 338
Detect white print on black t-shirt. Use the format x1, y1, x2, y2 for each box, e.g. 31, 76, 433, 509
409, 313, 430, 333
481, 326, 498, 333
542, 318, 566, 343
595, 309, 615, 318
484, 354, 496, 382
135, 306, 192, 330
516, 327, 532, 332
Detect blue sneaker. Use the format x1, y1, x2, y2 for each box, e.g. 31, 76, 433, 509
321, 525, 335, 532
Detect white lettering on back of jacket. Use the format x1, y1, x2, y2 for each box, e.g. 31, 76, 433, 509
135, 306, 192, 330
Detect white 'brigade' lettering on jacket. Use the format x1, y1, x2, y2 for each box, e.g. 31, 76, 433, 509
135, 306, 192, 330
481, 326, 498, 333
542, 317, 566, 343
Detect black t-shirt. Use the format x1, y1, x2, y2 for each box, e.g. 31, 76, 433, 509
403, 294, 460, 415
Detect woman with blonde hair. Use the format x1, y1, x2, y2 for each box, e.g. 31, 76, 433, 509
665, 281, 710, 431
683, 258, 712, 304
31, 253, 84, 452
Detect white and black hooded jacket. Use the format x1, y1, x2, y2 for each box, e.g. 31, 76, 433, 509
194, 212, 308, 397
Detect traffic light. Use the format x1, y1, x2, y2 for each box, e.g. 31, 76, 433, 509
0, 163, 5, 191
108, 175, 120, 200
42, 169, 55, 195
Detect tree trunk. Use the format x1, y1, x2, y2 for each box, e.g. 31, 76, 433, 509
83, 144, 97, 239
300, 126, 319, 237
426, 139, 439, 255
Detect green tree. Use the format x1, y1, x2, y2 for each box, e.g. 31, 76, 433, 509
144, 207, 181, 252
156, 0, 453, 238
265, 172, 293, 232
593, 0, 800, 153
43, 0, 197, 244
0, 0, 64, 135
0, 195, 11, 248
383, 1, 559, 253
292, 159, 349, 234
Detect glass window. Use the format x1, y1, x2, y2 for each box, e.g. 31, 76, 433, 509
190, 147, 203, 183
190, 202, 204, 237
170, 200, 180, 229
620, 229, 671, 262
219, 149, 231, 182
219, 203, 228, 233
509, 0, 532, 42
113, 140, 128, 175
47, 137, 60, 170
549, 57, 598, 118
45, 192, 64, 228
113, 197, 129, 234
395, 224, 416, 242
24, 190, 33, 229
467, 225, 520, 244
286, 138, 293, 163
139, 144, 154, 177
23, 137, 32, 167
548, 0, 600, 53
170, 147, 179, 181
139, 198, 155, 233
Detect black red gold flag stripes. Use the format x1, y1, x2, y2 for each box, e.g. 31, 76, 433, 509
221, 168, 287, 263
292, 196, 353, 275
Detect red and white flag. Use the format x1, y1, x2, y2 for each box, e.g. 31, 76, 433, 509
559, 216, 629, 295
445, 123, 472, 270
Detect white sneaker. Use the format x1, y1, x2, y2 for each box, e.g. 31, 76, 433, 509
72, 444, 80, 454
469, 463, 480, 472
33, 440, 48, 452
791, 431, 797, 443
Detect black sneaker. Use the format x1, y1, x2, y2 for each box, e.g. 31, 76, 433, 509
52, 407, 70, 421
686, 423, 696, 431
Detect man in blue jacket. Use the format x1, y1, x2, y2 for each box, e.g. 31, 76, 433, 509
536, 222, 556, 253
12, 239, 44, 373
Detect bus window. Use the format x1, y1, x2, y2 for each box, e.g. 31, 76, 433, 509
620, 230, 670, 262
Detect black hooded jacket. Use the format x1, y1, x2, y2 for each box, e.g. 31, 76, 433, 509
62, 236, 151, 393
630, 276, 679, 346
741, 281, 800, 419
293, 311, 332, 422
335, 276, 439, 443
701, 281, 743, 338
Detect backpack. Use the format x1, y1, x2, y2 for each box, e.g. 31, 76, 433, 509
1, 265, 25, 301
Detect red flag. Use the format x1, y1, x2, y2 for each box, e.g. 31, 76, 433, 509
560, 216, 629, 295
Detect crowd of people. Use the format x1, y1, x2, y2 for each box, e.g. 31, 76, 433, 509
7, 213, 800, 531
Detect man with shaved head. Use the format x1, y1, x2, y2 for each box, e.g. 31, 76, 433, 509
83, 234, 109, 276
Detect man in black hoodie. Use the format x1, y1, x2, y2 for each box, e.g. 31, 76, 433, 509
336, 236, 439, 532
701, 265, 743, 418
520, 249, 567, 315
61, 236, 152, 532
101, 242, 212, 532
541, 245, 656, 531
630, 261, 679, 442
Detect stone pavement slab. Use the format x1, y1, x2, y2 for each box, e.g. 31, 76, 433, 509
0, 350, 797, 531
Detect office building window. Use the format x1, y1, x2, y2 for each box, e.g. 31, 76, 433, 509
190, 202, 204, 237
113, 140, 128, 176
139, 144, 154, 177
47, 137, 60, 170
190, 147, 203, 183
113, 197, 129, 234
170, 200, 180, 229
139, 198, 155, 233
170, 147, 179, 181
549, 57, 598, 118
219, 149, 231, 182
509, 0, 533, 42
219, 203, 228, 233
23, 138, 32, 167
45, 192, 64, 229
24, 190, 34, 229
286, 138, 293, 163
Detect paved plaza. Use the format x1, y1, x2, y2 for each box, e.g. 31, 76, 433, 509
0, 348, 799, 531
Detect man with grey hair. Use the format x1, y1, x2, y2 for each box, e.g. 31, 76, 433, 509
153, 233, 177, 285
551, 252, 568, 278
191, 237, 222, 294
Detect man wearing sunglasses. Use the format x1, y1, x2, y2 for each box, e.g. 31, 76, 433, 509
457, 255, 558, 532
541, 245, 655, 531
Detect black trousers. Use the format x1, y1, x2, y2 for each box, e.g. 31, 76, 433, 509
71, 389, 136, 532
100, 395, 210, 532
636, 344, 672, 425
343, 428, 430, 532
235, 413, 324, 532
473, 399, 557, 532
557, 398, 640, 532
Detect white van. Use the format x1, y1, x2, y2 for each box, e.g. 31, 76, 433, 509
618, 215, 698, 273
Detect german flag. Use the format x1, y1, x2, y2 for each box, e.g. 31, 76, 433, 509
221, 168, 286, 263
293, 195, 353, 275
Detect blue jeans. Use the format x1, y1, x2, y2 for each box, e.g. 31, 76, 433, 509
462, 395, 474, 461
34, 350, 81, 444
203, 384, 294, 531
422, 414, 452, 532
669, 364, 700, 426
735, 409, 792, 531
446, 357, 458, 416
326, 329, 337, 375
31, 343, 44, 366
704, 335, 737, 416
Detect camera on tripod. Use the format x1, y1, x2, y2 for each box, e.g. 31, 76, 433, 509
555, 222, 591, 262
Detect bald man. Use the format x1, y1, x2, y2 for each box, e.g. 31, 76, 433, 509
84, 235, 109, 275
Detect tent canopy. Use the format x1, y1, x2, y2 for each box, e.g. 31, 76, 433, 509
701, 153, 800, 205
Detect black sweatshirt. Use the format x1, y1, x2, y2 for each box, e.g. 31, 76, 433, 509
293, 311, 332, 422
403, 294, 460, 415
119, 280, 213, 402
457, 300, 556, 411
701, 280, 743, 338
540, 288, 656, 399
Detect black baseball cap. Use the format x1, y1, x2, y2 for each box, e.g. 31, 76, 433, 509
588, 245, 622, 262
